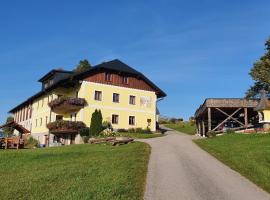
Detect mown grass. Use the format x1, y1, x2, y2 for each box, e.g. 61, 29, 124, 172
195, 133, 270, 193
164, 122, 196, 135
117, 132, 164, 139
0, 142, 150, 200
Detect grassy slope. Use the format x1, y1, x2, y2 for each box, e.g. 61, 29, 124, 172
164, 122, 196, 135
117, 132, 164, 139
195, 134, 270, 193
0, 142, 150, 200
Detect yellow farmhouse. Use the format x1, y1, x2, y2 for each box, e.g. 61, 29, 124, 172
9, 59, 166, 146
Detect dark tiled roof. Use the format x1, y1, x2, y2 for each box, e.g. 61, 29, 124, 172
9, 59, 166, 113
38, 69, 73, 82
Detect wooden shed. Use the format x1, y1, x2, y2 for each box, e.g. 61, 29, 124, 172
195, 98, 258, 136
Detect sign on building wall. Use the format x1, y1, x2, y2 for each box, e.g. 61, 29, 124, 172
140, 96, 152, 108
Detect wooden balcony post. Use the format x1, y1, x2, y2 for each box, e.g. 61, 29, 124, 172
202, 120, 205, 137
208, 107, 211, 132
244, 107, 248, 128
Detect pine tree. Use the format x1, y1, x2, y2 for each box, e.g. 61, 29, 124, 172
73, 59, 91, 73
89, 109, 103, 136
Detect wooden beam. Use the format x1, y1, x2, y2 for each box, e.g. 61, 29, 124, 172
202, 120, 205, 137
208, 108, 211, 132
215, 108, 244, 126
212, 108, 242, 131
244, 107, 248, 128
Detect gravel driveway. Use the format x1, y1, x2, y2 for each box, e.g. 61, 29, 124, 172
139, 128, 270, 200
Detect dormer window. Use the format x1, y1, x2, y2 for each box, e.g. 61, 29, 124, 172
105, 73, 112, 81
122, 76, 129, 84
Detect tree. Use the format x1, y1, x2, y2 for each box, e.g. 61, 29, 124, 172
2, 116, 14, 136
73, 59, 91, 73
89, 109, 103, 136
246, 37, 270, 98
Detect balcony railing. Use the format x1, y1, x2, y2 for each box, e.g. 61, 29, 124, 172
47, 120, 86, 134
48, 96, 86, 113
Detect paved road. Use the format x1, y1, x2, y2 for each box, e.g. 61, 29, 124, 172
139, 128, 270, 200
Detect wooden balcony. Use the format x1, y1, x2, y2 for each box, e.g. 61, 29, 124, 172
47, 120, 86, 134
48, 97, 86, 114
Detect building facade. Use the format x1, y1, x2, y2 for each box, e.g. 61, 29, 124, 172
9, 59, 166, 146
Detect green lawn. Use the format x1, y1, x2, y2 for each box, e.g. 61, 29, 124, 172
117, 132, 165, 139
164, 122, 196, 135
0, 142, 150, 200
195, 133, 270, 193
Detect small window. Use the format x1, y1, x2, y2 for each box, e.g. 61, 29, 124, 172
40, 118, 42, 126
129, 116, 135, 125
46, 116, 48, 125
35, 119, 38, 127
94, 91, 102, 101
105, 73, 112, 81
122, 76, 129, 84
56, 115, 63, 121
112, 114, 119, 124
129, 95, 136, 105
113, 93, 120, 103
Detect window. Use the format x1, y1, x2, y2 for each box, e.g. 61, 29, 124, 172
122, 76, 129, 84
129, 116, 135, 125
105, 73, 112, 81
129, 95, 136, 105
56, 115, 63, 121
94, 91, 102, 101
113, 93, 120, 103
112, 114, 119, 124
45, 116, 48, 125
40, 118, 42, 126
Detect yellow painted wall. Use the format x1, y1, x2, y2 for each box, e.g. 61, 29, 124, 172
263, 110, 270, 122
79, 81, 157, 131
30, 80, 157, 140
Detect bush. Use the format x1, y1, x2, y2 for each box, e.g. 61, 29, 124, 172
102, 121, 112, 130
117, 128, 128, 132
207, 131, 216, 137
79, 127, 90, 137
135, 128, 143, 133
24, 137, 39, 148
90, 109, 103, 136
226, 129, 235, 134
128, 128, 136, 133
82, 136, 90, 143
143, 127, 152, 134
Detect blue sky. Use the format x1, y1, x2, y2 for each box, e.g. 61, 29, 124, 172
0, 0, 270, 123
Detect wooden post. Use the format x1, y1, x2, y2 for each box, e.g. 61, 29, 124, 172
202, 120, 205, 137
244, 107, 248, 128
208, 107, 211, 132
198, 121, 201, 136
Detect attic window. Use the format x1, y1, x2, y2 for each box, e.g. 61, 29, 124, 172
122, 76, 129, 84
105, 73, 112, 81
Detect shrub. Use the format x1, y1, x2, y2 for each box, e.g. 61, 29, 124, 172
89, 109, 103, 136
128, 128, 136, 133
82, 136, 90, 143
207, 131, 216, 137
135, 128, 143, 133
143, 127, 152, 134
117, 129, 128, 132
79, 127, 90, 137
24, 137, 39, 148
102, 121, 112, 130
226, 129, 235, 134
